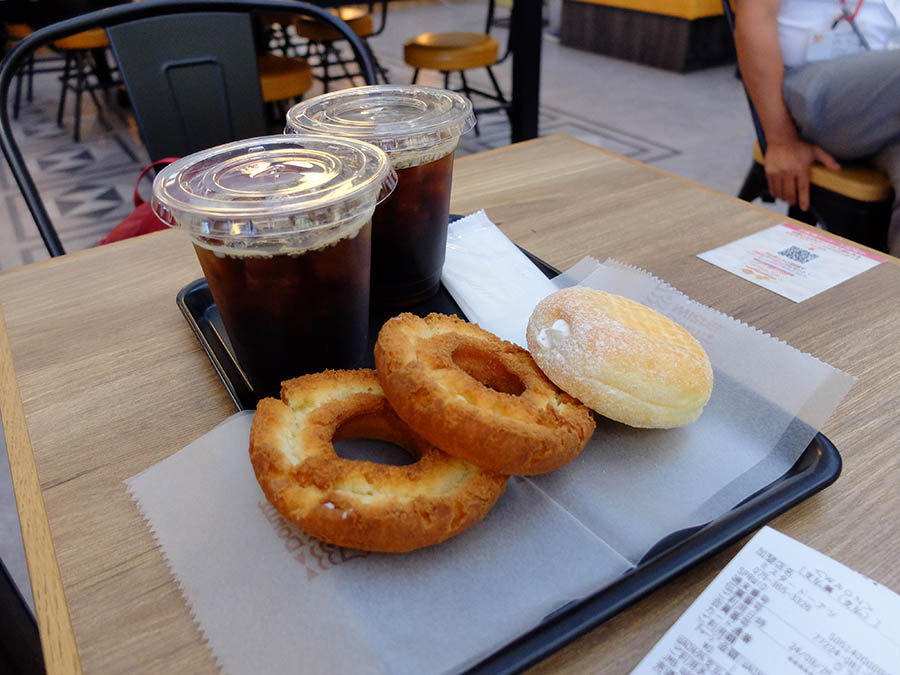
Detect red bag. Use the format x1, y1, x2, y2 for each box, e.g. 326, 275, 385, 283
97, 158, 179, 245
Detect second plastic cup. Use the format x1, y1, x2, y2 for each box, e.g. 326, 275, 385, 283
152, 135, 395, 399
286, 85, 476, 307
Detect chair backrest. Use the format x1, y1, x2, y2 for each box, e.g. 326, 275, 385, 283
0, 0, 377, 258
720, 0, 768, 153
107, 13, 268, 162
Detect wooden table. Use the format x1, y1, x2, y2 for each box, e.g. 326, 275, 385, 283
3, 135, 899, 674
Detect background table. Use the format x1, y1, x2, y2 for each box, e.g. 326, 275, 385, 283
3, 135, 900, 673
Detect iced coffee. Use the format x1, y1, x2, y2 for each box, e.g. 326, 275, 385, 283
285, 85, 475, 307
152, 135, 394, 399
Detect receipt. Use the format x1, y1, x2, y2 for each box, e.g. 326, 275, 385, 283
697, 223, 885, 303
633, 527, 900, 674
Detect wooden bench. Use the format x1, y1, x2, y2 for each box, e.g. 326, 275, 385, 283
559, 0, 734, 72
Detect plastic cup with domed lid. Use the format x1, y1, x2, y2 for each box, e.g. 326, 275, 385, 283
285, 85, 476, 307
151, 134, 396, 400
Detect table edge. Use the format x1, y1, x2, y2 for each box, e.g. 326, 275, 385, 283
0, 304, 82, 674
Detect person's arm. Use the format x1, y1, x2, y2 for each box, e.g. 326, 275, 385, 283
733, 0, 840, 210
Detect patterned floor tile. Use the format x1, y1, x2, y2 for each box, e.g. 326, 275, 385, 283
1, 86, 147, 267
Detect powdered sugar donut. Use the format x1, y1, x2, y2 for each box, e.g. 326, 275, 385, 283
526, 287, 713, 428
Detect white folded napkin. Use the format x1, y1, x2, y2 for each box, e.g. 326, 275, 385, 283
442, 210, 558, 347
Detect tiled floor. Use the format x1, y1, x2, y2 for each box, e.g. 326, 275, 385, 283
0, 0, 770, 616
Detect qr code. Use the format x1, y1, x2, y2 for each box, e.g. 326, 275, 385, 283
778, 246, 818, 264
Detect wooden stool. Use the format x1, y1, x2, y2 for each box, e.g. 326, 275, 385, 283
54, 28, 118, 141
7, 23, 35, 118
403, 0, 510, 133
292, 4, 389, 92
6, 23, 67, 119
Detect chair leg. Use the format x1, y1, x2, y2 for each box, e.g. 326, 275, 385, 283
458, 70, 481, 137
458, 70, 475, 102
85, 84, 111, 131
787, 205, 818, 225
808, 186, 891, 252
26, 52, 35, 102
485, 65, 508, 106
335, 44, 357, 86
73, 52, 86, 141
443, 71, 450, 89
411, 68, 419, 84
0, 559, 44, 675
737, 162, 770, 203
84, 54, 112, 130
90, 48, 112, 105
362, 37, 389, 84
13, 66, 24, 120
57, 53, 72, 127
321, 43, 334, 93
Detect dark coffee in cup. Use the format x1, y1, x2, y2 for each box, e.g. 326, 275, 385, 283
192, 223, 371, 398
372, 152, 455, 305
286, 85, 475, 308
152, 135, 394, 399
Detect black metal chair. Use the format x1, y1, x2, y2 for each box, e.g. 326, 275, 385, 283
0, 0, 376, 258
722, 0, 893, 251
0, 557, 44, 675
108, 13, 273, 163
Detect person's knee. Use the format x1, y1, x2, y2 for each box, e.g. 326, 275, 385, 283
783, 52, 900, 158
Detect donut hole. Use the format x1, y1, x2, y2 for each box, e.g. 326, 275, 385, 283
333, 412, 418, 466
334, 438, 417, 466
452, 344, 526, 396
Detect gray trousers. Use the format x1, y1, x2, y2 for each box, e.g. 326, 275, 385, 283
782, 49, 900, 254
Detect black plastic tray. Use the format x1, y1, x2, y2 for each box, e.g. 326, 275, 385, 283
176, 252, 841, 674
176, 247, 555, 411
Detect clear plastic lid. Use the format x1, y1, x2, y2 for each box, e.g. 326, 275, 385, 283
284, 85, 476, 155
151, 135, 395, 245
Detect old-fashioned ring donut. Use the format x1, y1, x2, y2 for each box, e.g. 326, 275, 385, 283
249, 369, 508, 553
373, 313, 596, 475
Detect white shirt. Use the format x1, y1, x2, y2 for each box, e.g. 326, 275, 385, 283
778, 0, 900, 67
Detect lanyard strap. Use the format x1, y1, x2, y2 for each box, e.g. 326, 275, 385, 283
839, 0, 865, 23
834, 0, 871, 48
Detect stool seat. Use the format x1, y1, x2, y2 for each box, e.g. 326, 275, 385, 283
293, 8, 374, 42
7, 23, 32, 40
257, 54, 313, 102
404, 32, 499, 71
752, 142, 893, 203
54, 28, 110, 51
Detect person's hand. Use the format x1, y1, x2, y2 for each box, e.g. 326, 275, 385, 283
764, 140, 841, 211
